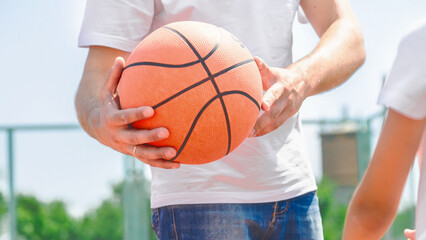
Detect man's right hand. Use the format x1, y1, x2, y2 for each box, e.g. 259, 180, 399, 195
75, 46, 180, 169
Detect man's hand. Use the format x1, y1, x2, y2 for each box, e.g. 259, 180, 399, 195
249, 0, 365, 137
75, 47, 180, 169
96, 57, 179, 169
250, 57, 308, 137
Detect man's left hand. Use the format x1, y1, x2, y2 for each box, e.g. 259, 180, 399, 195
249, 57, 309, 137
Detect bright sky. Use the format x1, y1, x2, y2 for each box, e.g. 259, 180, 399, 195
0, 0, 425, 217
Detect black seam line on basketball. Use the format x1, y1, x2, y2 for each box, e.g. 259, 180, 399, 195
123, 27, 220, 71
202, 26, 221, 60
124, 60, 200, 70
222, 90, 261, 110
152, 59, 254, 110
167, 90, 260, 162
164, 26, 232, 155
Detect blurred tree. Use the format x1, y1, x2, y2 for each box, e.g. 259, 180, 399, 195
317, 177, 348, 240
0, 192, 7, 234
76, 199, 123, 240
70, 182, 124, 240
0, 192, 7, 218
390, 206, 415, 239
16, 194, 78, 240
12, 182, 125, 240
17, 194, 46, 240
2, 181, 157, 240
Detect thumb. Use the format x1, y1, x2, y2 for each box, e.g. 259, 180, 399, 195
254, 56, 273, 91
104, 57, 126, 94
254, 56, 267, 72
261, 82, 283, 112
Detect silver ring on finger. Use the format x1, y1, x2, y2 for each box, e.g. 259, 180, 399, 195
112, 92, 118, 100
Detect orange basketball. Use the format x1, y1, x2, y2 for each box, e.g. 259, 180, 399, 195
118, 21, 262, 164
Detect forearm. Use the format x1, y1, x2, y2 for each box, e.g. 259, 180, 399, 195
343, 110, 425, 239
344, 160, 409, 240
344, 187, 400, 239
75, 46, 129, 138
298, 0, 365, 97
75, 69, 105, 138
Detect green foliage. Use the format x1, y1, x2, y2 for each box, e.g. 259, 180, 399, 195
76, 199, 124, 240
0, 192, 7, 223
12, 182, 125, 240
317, 177, 348, 240
16, 195, 78, 240
74, 181, 124, 239
390, 206, 415, 239
0, 180, 158, 240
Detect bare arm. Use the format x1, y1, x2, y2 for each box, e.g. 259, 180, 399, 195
75, 46, 180, 169
250, 0, 365, 137
343, 109, 425, 239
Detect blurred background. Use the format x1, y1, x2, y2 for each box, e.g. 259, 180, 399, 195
0, 0, 425, 239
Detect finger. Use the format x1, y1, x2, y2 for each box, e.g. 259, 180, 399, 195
117, 127, 170, 145
143, 158, 181, 169
250, 98, 288, 137
102, 57, 125, 96
108, 106, 154, 126
254, 56, 272, 91
249, 110, 271, 137
254, 110, 293, 137
261, 82, 283, 111
254, 56, 266, 71
131, 144, 177, 163
267, 94, 288, 121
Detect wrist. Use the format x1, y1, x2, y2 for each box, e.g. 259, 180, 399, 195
283, 62, 312, 101
86, 107, 102, 139
76, 99, 102, 140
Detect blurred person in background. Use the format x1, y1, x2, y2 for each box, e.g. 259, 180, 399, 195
344, 19, 426, 240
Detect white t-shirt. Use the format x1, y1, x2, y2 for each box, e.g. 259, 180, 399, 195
378, 19, 426, 240
79, 0, 317, 208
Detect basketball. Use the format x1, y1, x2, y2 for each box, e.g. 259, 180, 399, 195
118, 21, 262, 164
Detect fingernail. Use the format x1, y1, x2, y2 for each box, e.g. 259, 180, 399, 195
142, 108, 154, 117
165, 149, 176, 159
263, 101, 270, 111
157, 130, 168, 139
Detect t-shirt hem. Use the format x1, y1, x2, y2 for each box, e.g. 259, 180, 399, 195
150, 182, 317, 208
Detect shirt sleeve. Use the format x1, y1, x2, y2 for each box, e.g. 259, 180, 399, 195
378, 22, 426, 120
297, 5, 309, 24
78, 0, 154, 52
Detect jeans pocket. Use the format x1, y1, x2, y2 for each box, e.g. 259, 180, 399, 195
151, 208, 160, 239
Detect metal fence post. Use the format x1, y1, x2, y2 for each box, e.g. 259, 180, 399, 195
123, 155, 152, 240
7, 129, 17, 240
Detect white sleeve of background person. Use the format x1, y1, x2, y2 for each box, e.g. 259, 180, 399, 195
297, 6, 309, 24
378, 21, 426, 119
78, 0, 317, 209
378, 20, 426, 240
78, 0, 154, 52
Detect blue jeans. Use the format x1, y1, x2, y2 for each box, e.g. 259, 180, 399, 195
151, 191, 323, 240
